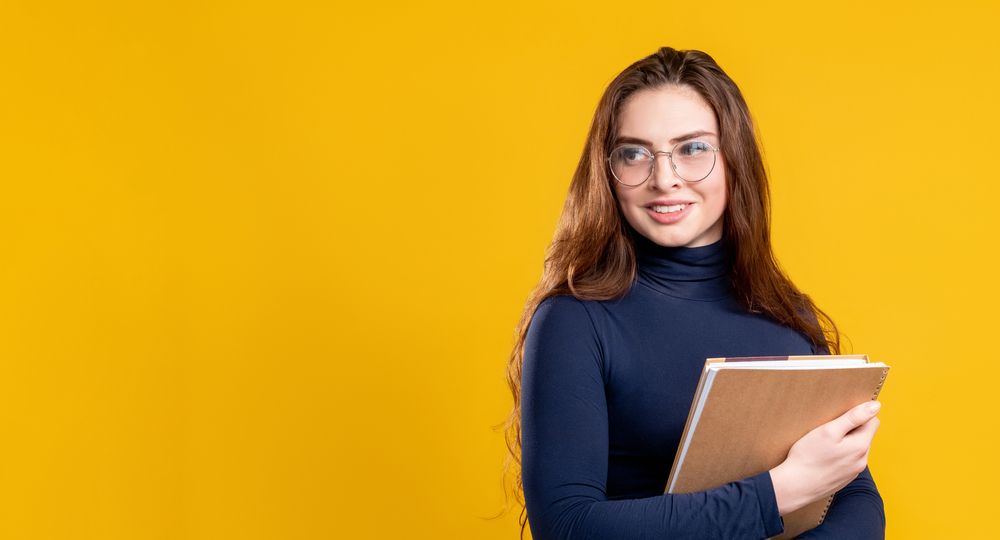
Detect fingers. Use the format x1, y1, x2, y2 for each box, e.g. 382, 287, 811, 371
833, 400, 881, 435
844, 415, 880, 451
837, 413, 879, 477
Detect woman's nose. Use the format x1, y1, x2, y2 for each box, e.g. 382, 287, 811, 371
649, 154, 683, 191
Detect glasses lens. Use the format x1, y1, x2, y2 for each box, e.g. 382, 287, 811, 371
671, 140, 716, 182
610, 146, 652, 186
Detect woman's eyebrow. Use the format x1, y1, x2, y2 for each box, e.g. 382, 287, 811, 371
615, 131, 718, 148
614, 136, 653, 147
669, 130, 717, 145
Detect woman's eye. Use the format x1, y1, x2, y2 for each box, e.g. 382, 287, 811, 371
622, 148, 648, 163
679, 141, 711, 156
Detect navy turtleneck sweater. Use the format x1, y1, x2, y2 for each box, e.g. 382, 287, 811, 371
521, 238, 884, 540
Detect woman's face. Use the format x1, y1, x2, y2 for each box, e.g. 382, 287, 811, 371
612, 86, 727, 248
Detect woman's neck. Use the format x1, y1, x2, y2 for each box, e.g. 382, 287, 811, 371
632, 233, 731, 301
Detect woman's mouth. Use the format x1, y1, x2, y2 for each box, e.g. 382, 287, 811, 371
650, 204, 688, 214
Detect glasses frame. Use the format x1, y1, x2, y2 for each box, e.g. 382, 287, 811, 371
608, 140, 721, 186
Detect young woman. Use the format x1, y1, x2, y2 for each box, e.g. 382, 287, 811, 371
505, 48, 884, 539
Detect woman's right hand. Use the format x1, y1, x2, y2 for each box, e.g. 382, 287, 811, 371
769, 400, 882, 516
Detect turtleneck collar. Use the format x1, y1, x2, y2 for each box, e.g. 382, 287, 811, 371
633, 232, 732, 301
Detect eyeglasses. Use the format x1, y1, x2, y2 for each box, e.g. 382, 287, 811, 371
608, 140, 720, 186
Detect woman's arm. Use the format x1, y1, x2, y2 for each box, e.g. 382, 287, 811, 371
521, 297, 784, 540
771, 401, 881, 515
769, 401, 885, 539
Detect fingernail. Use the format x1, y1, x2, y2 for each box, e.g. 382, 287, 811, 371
867, 401, 881, 413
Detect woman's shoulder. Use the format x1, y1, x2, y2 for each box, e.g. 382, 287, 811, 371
528, 294, 614, 341
525, 294, 606, 371
532, 289, 640, 335
534, 294, 594, 327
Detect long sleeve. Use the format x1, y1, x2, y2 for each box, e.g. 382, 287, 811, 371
519, 239, 885, 540
521, 297, 785, 540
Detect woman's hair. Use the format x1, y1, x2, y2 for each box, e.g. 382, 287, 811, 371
502, 47, 840, 522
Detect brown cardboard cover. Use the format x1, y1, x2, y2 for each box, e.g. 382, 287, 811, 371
666, 356, 887, 539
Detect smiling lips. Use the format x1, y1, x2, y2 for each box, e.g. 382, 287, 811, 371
645, 202, 693, 224
651, 204, 688, 214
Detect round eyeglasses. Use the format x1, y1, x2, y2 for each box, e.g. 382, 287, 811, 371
608, 140, 720, 186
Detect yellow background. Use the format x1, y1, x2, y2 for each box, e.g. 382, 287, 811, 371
2, 1, 998, 538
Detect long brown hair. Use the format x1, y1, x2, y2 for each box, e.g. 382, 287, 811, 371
502, 47, 840, 524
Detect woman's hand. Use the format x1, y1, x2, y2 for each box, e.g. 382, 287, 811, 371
770, 400, 882, 516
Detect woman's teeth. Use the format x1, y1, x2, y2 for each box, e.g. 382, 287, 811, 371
651, 204, 688, 214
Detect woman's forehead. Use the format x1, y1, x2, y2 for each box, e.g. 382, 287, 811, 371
617, 87, 719, 144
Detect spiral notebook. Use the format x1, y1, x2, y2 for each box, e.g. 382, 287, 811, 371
664, 355, 889, 540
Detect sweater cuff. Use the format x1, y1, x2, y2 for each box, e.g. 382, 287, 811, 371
752, 471, 785, 538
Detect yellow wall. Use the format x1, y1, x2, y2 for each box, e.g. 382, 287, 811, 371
2, 1, 997, 538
